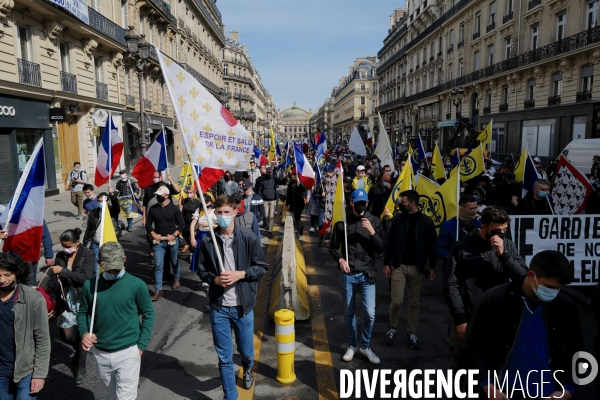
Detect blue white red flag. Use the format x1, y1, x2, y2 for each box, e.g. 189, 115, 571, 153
131, 129, 168, 189
293, 142, 316, 190
95, 114, 123, 187
253, 146, 268, 167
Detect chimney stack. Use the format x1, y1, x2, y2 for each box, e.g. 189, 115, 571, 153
230, 30, 239, 42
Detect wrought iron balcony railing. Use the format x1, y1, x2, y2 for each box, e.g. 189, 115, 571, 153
499, 103, 508, 112
473, 30, 481, 40
483, 106, 491, 114
503, 12, 513, 24
576, 90, 592, 102
125, 95, 136, 106
548, 95, 561, 105
161, 104, 168, 113
18, 59, 41, 87
60, 71, 77, 93
96, 82, 108, 101
528, 0, 541, 10
88, 7, 126, 46
457, 40, 464, 48
524, 99, 536, 108
472, 109, 480, 116
486, 21, 496, 33
143, 100, 152, 110
147, 0, 176, 22
447, 44, 454, 54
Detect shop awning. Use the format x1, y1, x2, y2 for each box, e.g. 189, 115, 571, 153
164, 126, 179, 135
127, 122, 140, 130
438, 119, 457, 128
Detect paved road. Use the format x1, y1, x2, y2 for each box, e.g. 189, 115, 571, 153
38, 211, 599, 399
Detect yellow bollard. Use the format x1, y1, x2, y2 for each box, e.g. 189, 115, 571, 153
274, 309, 296, 384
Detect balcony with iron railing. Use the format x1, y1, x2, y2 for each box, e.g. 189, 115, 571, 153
125, 95, 136, 106
457, 40, 464, 49
437, 51, 443, 57
143, 100, 152, 110
18, 59, 41, 87
483, 106, 491, 115
147, 0, 176, 22
190, 0, 225, 41
447, 44, 454, 54
377, 26, 600, 113
499, 103, 508, 112
161, 104, 168, 113
576, 90, 593, 102
182, 63, 223, 95
486, 21, 496, 33
472, 109, 480, 116
60, 71, 77, 93
528, 0, 541, 10
548, 95, 561, 105
88, 7, 126, 46
96, 82, 108, 101
524, 99, 536, 108
430, 56, 435, 62
473, 30, 481, 40
503, 12, 513, 23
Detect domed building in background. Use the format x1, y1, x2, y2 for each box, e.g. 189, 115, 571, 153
281, 102, 312, 142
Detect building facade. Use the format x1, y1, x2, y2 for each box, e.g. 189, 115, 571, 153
378, 0, 600, 159
281, 102, 311, 142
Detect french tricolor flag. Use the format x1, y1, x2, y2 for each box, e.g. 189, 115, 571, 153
293, 142, 315, 190
1, 140, 45, 262
132, 130, 168, 189
253, 146, 268, 167
95, 114, 123, 187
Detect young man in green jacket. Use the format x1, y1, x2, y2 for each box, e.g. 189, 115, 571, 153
78, 242, 155, 400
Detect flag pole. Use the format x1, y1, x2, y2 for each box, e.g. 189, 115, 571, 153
162, 124, 170, 178
419, 133, 430, 170
108, 112, 112, 181
341, 169, 349, 262
456, 159, 461, 242
89, 200, 107, 335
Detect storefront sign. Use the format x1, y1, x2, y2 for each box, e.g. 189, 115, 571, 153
151, 119, 162, 126
49, 107, 66, 121
438, 119, 457, 128
0, 106, 15, 117
45, 0, 89, 24
0, 95, 49, 129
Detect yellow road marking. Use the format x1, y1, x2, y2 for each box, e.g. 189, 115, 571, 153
238, 224, 280, 400
304, 236, 338, 400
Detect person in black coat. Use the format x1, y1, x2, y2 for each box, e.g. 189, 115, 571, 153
83, 192, 120, 265
285, 173, 307, 235
47, 228, 95, 384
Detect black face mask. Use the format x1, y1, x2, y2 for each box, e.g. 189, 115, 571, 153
353, 201, 367, 215
224, 175, 231, 182
0, 280, 16, 292
156, 195, 167, 204
399, 203, 409, 214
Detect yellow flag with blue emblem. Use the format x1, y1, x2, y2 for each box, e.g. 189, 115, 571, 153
459, 143, 485, 182
417, 171, 458, 233
477, 119, 493, 147
174, 162, 194, 202
514, 147, 528, 181
381, 161, 413, 218
430, 144, 446, 181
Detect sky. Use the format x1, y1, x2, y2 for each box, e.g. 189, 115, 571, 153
217, 0, 403, 113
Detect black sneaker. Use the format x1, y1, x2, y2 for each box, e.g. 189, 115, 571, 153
385, 328, 397, 346
299, 225, 304, 235
268, 232, 273, 238
75, 365, 86, 385
243, 368, 254, 389
407, 332, 420, 350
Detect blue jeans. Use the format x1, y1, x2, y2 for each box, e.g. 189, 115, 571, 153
127, 218, 133, 229
152, 238, 180, 291
0, 374, 36, 400
89, 242, 99, 277
317, 208, 324, 228
210, 306, 255, 400
340, 271, 376, 349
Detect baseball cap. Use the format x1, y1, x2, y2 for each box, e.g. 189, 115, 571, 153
241, 180, 252, 190
356, 165, 366, 171
505, 171, 516, 184
351, 189, 369, 203
99, 242, 125, 271
533, 156, 542, 163
155, 186, 170, 196
232, 193, 244, 203
266, 166, 273, 172
343, 176, 353, 183
119, 170, 127, 174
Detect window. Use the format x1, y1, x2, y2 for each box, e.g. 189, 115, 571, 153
91, 0, 101, 11
528, 78, 536, 100
17, 26, 32, 61
521, 119, 556, 157
557, 13, 566, 40
449, 63, 453, 80
582, 64, 594, 91
361, 84, 366, 91
438, 67, 442, 84
494, 122, 506, 153
121, 1, 128, 29
125, 67, 132, 96
505, 37, 512, 59
476, 12, 481, 32
360, 96, 365, 105
423, 47, 427, 61
459, 59, 464, 76
507, 0, 513, 14
360, 110, 366, 119
474, 51, 480, 70
170, 39, 174, 57
431, 41, 435, 57
94, 57, 104, 83
490, 2, 496, 24
439, 36, 442, 52
573, 116, 587, 141
59, 42, 70, 72
553, 72, 563, 96
488, 44, 494, 66
531, 25, 539, 50
158, 30, 163, 51
487, 89, 492, 108
503, 85, 509, 104
139, 15, 145, 35
224, 65, 228, 76
589, 1, 599, 29
416, 78, 420, 92
460, 23, 465, 42
450, 29, 455, 44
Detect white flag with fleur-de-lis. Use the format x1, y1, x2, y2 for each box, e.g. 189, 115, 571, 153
156, 48, 253, 172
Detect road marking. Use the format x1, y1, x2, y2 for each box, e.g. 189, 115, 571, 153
238, 224, 280, 400
304, 236, 338, 400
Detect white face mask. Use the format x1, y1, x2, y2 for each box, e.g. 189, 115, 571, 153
120, 175, 127, 181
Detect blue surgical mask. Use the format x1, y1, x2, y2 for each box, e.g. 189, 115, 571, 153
531, 273, 560, 302
473, 195, 481, 202
97, 202, 104, 209
217, 215, 233, 228
537, 191, 548, 198
103, 269, 125, 281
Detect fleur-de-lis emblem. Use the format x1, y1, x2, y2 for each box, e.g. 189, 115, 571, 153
176, 71, 185, 84
182, 125, 189, 134
164, 58, 173, 67
217, 157, 225, 167
192, 132, 200, 143
227, 129, 235, 137
203, 102, 213, 115
206, 147, 213, 155
190, 140, 196, 149
169, 78, 174, 87
178, 95, 186, 110
244, 153, 251, 160
235, 161, 241, 169
203, 124, 212, 132
190, 110, 199, 122
190, 87, 199, 99
196, 154, 205, 164
215, 137, 224, 147
225, 150, 234, 159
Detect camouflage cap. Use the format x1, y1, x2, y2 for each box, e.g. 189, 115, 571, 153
99, 242, 125, 271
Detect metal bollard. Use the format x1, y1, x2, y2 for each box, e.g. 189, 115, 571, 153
274, 309, 296, 384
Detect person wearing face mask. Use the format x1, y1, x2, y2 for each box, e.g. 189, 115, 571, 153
240, 180, 265, 227
179, 185, 201, 254
515, 179, 554, 215
532, 156, 548, 181
464, 250, 582, 400
65, 161, 88, 219
368, 172, 392, 219
232, 193, 261, 240
352, 165, 373, 193
0, 253, 50, 399
196, 195, 268, 398
216, 171, 242, 197
255, 166, 287, 238
383, 190, 437, 350
47, 228, 95, 384
83, 192, 120, 268
444, 206, 527, 371
78, 242, 155, 400
146, 186, 185, 300
329, 189, 385, 365
114, 170, 140, 232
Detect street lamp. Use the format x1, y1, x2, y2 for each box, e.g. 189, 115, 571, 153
450, 87, 464, 120
125, 26, 150, 155
247, 110, 256, 144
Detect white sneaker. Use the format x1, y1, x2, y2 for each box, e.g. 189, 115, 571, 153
309, 227, 315, 233
359, 347, 381, 365
342, 346, 356, 362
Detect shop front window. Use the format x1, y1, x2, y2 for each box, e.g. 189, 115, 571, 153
521, 119, 556, 157
15, 129, 47, 187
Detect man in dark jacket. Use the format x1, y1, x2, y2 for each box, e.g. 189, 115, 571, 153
83, 192, 121, 267
255, 166, 287, 238
114, 170, 140, 232
464, 250, 582, 399
493, 171, 517, 214
329, 189, 385, 365
383, 190, 437, 349
197, 195, 268, 399
285, 173, 307, 235
444, 206, 527, 370
368, 172, 392, 218
241, 180, 265, 226
515, 179, 553, 215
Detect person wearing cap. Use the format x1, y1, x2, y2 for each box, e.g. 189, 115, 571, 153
146, 185, 185, 300
329, 189, 384, 365
383, 190, 437, 350
515, 179, 554, 215
115, 170, 140, 232
532, 156, 548, 181
255, 166, 286, 238
241, 180, 265, 226
196, 195, 268, 398
352, 165, 373, 193
232, 193, 261, 240
493, 171, 517, 215
78, 242, 155, 400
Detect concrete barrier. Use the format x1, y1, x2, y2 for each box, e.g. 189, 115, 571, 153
268, 214, 310, 321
